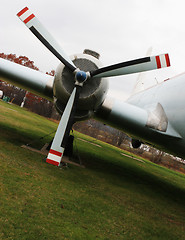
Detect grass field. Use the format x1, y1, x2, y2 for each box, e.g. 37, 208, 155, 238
0, 100, 185, 240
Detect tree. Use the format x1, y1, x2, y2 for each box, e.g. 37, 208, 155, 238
0, 53, 39, 71
46, 70, 55, 76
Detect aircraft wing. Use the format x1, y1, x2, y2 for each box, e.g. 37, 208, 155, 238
0, 58, 54, 100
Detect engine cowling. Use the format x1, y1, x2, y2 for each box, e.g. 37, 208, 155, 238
131, 139, 142, 148
53, 50, 109, 121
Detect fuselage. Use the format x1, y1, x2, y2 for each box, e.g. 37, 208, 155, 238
129, 73, 185, 157
96, 73, 185, 159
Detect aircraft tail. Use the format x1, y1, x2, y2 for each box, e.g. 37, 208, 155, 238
131, 47, 153, 96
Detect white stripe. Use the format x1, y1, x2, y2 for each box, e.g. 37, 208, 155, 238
159, 54, 167, 68
19, 9, 32, 22
47, 153, 61, 163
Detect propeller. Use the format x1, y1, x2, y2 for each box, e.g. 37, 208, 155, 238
17, 7, 171, 166
46, 72, 86, 166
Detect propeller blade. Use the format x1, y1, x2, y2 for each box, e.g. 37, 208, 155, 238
17, 7, 76, 72
46, 86, 81, 166
90, 53, 170, 78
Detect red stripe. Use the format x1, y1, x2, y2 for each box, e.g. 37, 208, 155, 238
24, 14, 35, 24
49, 149, 62, 157
17, 7, 29, 17
46, 158, 60, 166
165, 54, 170, 67
155, 56, 161, 69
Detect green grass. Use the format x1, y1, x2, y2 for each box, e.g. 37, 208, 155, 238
0, 100, 185, 240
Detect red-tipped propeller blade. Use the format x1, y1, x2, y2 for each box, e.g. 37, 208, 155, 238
46, 86, 81, 166
90, 54, 170, 78
17, 7, 76, 72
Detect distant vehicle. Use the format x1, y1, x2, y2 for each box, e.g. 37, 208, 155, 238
2, 7, 184, 167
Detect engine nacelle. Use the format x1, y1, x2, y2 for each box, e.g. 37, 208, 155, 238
53, 50, 109, 121
131, 139, 142, 148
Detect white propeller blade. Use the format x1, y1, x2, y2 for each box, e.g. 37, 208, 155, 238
46, 88, 77, 166
90, 53, 170, 78
17, 7, 76, 71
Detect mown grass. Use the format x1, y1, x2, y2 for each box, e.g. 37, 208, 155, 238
0, 100, 185, 240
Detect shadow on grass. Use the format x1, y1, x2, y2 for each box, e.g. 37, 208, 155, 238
0, 123, 51, 148
1, 121, 185, 207
75, 150, 185, 206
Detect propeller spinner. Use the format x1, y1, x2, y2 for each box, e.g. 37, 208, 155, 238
17, 7, 171, 166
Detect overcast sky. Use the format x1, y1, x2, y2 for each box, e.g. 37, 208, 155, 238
1, 0, 185, 99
